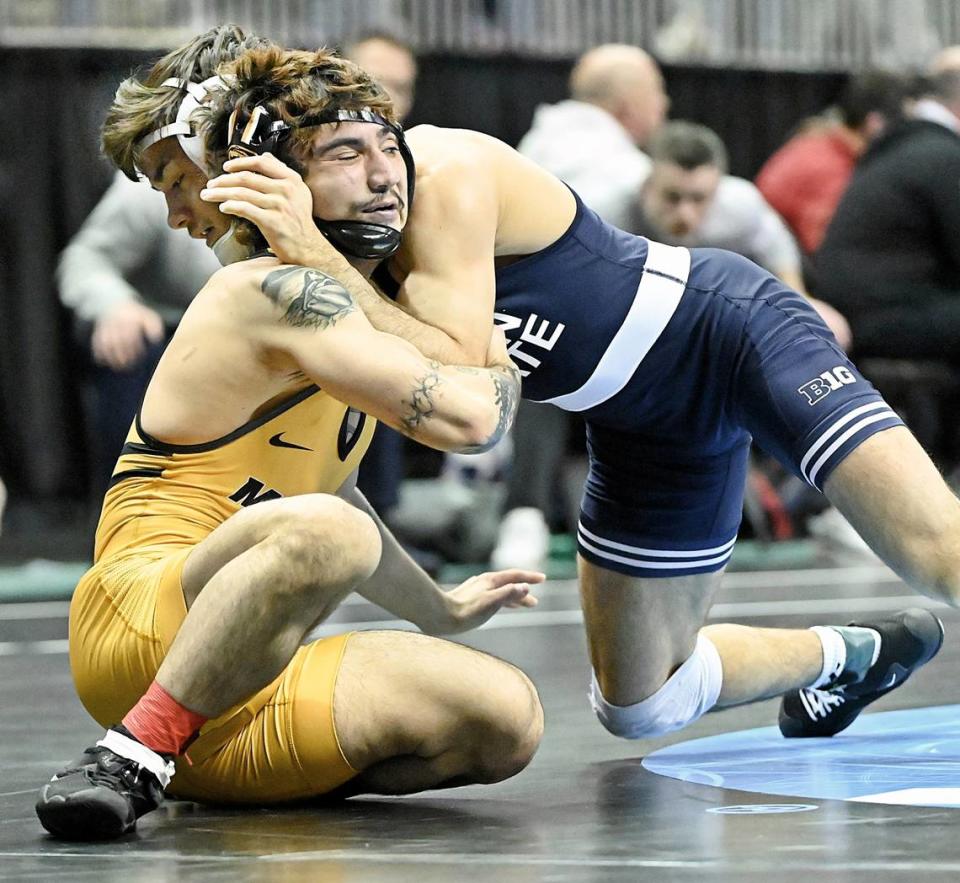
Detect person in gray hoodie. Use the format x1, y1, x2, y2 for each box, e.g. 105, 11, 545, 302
518, 44, 668, 232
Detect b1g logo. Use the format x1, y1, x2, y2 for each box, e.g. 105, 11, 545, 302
798, 366, 857, 405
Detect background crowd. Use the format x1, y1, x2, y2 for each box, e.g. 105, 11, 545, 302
3, 2, 960, 578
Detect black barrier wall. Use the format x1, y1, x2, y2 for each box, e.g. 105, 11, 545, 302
0, 47, 845, 502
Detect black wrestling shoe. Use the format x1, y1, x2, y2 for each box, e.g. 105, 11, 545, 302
779, 608, 944, 738
36, 726, 175, 839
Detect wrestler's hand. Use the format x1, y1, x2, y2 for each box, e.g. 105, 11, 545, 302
92, 301, 164, 371
435, 568, 544, 634
201, 153, 333, 266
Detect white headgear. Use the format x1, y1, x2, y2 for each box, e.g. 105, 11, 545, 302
135, 75, 251, 266
135, 75, 227, 174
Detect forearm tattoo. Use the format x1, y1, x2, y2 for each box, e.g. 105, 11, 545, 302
261, 266, 357, 329
462, 363, 521, 454
402, 361, 443, 434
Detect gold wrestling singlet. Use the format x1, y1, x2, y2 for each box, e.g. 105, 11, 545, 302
70, 384, 376, 795
95, 384, 375, 560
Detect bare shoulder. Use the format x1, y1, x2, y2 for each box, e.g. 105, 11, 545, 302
406, 124, 513, 175
406, 124, 556, 203
404, 126, 505, 226
256, 263, 358, 330
401, 125, 572, 256
187, 257, 341, 338
186, 259, 359, 368
201, 256, 277, 305
201, 256, 348, 323
406, 124, 508, 152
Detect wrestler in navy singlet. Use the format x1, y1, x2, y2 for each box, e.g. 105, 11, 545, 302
493, 192, 903, 577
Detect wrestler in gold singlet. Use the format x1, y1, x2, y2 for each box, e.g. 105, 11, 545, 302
70, 387, 375, 802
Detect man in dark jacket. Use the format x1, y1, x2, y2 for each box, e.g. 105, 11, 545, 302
815, 65, 960, 363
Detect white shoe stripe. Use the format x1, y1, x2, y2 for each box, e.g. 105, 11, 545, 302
97, 729, 175, 788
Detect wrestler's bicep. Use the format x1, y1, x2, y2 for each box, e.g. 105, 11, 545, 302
396, 175, 500, 363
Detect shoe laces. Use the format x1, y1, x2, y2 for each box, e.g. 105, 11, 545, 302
799, 687, 846, 720
69, 746, 156, 792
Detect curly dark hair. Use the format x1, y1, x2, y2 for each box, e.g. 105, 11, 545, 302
198, 43, 397, 176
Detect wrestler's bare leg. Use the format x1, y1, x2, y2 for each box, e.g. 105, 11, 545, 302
330, 631, 544, 794
823, 426, 960, 606
578, 561, 823, 709
581, 426, 960, 717
156, 494, 381, 717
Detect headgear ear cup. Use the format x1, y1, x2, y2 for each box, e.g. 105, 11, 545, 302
226, 107, 253, 159
213, 106, 287, 265
227, 105, 290, 159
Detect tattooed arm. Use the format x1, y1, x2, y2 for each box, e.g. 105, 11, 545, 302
203, 145, 501, 366
254, 263, 520, 453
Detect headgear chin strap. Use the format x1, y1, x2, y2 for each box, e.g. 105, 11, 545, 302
211, 221, 254, 267
227, 105, 415, 260
135, 76, 228, 175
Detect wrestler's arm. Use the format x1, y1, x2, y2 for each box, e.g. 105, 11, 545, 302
203, 152, 497, 365
335, 480, 541, 634
388, 160, 499, 364
245, 263, 518, 453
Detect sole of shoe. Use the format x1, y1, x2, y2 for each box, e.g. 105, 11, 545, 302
36, 787, 137, 840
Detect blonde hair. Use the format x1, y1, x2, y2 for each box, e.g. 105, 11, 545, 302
102, 25, 267, 180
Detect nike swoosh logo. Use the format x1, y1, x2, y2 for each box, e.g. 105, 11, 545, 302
268, 432, 313, 452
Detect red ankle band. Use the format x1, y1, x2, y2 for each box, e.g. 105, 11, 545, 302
122, 681, 208, 756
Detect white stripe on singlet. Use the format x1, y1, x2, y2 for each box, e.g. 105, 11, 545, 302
799, 401, 899, 488
541, 239, 691, 412
577, 522, 737, 571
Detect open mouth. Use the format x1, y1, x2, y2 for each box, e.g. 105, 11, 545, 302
362, 202, 398, 215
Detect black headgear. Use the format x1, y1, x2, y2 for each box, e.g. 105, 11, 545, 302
226, 105, 415, 260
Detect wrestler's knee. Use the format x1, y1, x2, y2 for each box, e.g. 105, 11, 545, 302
264, 496, 382, 593
590, 635, 723, 739
470, 666, 544, 783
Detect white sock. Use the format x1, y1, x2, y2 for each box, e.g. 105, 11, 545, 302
809, 625, 882, 688
810, 625, 846, 688
867, 628, 882, 666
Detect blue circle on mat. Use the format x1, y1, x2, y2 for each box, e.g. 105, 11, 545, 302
642, 704, 960, 808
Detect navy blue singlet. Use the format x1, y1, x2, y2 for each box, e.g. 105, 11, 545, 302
491, 192, 902, 577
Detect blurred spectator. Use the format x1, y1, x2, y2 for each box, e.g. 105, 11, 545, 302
814, 55, 960, 366
632, 121, 851, 346
58, 171, 220, 504
931, 45, 960, 77
343, 32, 417, 122
493, 45, 668, 570
518, 43, 668, 231
756, 71, 911, 255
